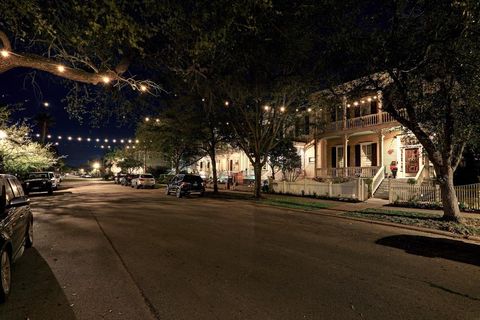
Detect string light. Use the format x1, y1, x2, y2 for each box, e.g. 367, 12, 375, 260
155, 118, 160, 123
140, 85, 147, 92
68, 136, 72, 141
0, 50, 9, 58
104, 139, 109, 143
96, 138, 100, 142
280, 106, 286, 112
58, 136, 62, 139
102, 76, 110, 84
264, 105, 270, 111
77, 137, 82, 141
307, 108, 312, 112
101, 145, 105, 149
47, 134, 52, 138
201, 98, 205, 102
87, 138, 91, 142
128, 139, 132, 143
120, 139, 124, 143
145, 117, 150, 122
224, 101, 229, 106
57, 65, 65, 73
43, 102, 49, 107
135, 139, 139, 144
35, 134, 40, 137
112, 139, 116, 143
353, 101, 359, 106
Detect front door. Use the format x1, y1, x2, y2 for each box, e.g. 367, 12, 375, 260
405, 148, 420, 174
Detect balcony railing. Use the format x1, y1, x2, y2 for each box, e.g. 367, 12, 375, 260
323, 111, 397, 133
316, 166, 381, 178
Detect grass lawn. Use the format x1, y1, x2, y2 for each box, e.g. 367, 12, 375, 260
343, 208, 480, 236
262, 198, 333, 210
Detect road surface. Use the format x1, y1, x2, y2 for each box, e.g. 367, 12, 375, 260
1, 179, 479, 319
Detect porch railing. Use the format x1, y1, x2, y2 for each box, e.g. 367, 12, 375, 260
316, 166, 381, 178
323, 111, 397, 133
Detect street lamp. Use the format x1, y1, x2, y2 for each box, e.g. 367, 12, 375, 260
92, 162, 101, 170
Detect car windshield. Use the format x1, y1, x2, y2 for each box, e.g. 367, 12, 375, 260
28, 173, 48, 179
182, 175, 203, 183
142, 174, 153, 178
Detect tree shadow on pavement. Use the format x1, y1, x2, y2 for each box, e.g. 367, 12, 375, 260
0, 248, 76, 320
376, 235, 480, 267
28, 191, 73, 198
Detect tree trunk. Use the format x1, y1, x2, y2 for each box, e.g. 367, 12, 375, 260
253, 160, 262, 198
209, 149, 219, 194
41, 122, 47, 145
269, 164, 275, 180
437, 166, 462, 222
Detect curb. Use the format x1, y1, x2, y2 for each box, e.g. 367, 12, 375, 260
252, 202, 480, 244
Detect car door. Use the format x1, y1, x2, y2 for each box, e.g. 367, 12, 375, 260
2, 180, 23, 257
9, 179, 28, 245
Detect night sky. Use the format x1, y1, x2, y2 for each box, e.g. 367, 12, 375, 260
0, 69, 135, 167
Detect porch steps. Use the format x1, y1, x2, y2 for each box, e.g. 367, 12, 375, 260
373, 179, 390, 199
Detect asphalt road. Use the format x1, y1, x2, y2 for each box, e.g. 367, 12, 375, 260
0, 179, 479, 320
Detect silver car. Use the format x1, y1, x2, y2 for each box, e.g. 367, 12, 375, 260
131, 174, 156, 189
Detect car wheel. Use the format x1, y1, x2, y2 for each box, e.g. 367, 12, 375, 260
200, 191, 205, 197
176, 189, 182, 198
0, 249, 11, 303
165, 187, 170, 195
48, 188, 53, 195
25, 218, 33, 248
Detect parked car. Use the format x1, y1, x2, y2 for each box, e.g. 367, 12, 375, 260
81, 174, 92, 178
114, 173, 126, 184
131, 174, 156, 189
22, 172, 56, 195
121, 174, 138, 186
0, 174, 34, 303
165, 174, 205, 198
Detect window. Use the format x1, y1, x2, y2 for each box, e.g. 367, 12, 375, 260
4, 180, 14, 203
13, 179, 24, 197
200, 162, 203, 170
207, 162, 210, 169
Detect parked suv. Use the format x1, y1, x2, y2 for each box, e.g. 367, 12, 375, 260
131, 174, 155, 189
121, 174, 138, 186
165, 174, 205, 198
23, 172, 56, 195
0, 174, 34, 303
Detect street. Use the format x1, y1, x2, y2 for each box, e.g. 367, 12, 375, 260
0, 179, 479, 320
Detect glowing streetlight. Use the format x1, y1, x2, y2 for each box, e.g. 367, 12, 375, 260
92, 162, 101, 170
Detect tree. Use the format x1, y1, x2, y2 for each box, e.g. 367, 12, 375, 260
316, 0, 480, 221
267, 139, 302, 181
136, 105, 206, 174
116, 157, 143, 174
34, 112, 55, 144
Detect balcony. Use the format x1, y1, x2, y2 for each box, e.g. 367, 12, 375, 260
322, 112, 397, 134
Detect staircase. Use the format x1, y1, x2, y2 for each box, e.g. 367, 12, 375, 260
374, 179, 390, 199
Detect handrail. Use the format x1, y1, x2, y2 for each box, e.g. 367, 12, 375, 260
413, 164, 425, 184
322, 112, 398, 133
372, 165, 385, 194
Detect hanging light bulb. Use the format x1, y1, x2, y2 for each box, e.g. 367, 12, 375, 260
307, 108, 312, 112
280, 106, 286, 112
87, 138, 91, 142
145, 117, 150, 122
96, 138, 100, 142
353, 101, 359, 106
112, 139, 116, 143
224, 101, 229, 106
77, 137, 82, 141
58, 136, 62, 139
102, 76, 110, 84
57, 65, 65, 73
47, 134, 51, 138
68, 136, 72, 141
140, 85, 147, 92
120, 139, 124, 143
0, 50, 9, 58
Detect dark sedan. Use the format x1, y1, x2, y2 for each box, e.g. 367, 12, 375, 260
23, 172, 55, 195
0, 174, 34, 303
165, 174, 205, 198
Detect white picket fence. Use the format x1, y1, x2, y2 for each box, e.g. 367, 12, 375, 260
389, 183, 480, 211
271, 179, 369, 201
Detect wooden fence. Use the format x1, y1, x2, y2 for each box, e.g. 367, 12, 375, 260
271, 179, 369, 201
389, 183, 480, 211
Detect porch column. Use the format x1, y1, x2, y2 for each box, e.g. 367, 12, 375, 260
377, 130, 385, 167
342, 95, 347, 130
377, 90, 383, 124
343, 134, 349, 177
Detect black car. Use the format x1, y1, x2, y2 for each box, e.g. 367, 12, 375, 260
23, 172, 55, 195
121, 174, 138, 186
0, 174, 34, 303
165, 174, 205, 198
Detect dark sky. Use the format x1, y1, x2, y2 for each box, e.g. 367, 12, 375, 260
0, 69, 135, 167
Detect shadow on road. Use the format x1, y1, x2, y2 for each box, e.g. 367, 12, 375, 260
28, 191, 73, 198
0, 248, 76, 320
376, 235, 480, 267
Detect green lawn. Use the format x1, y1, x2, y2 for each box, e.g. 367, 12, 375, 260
343, 208, 480, 237
262, 198, 333, 210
